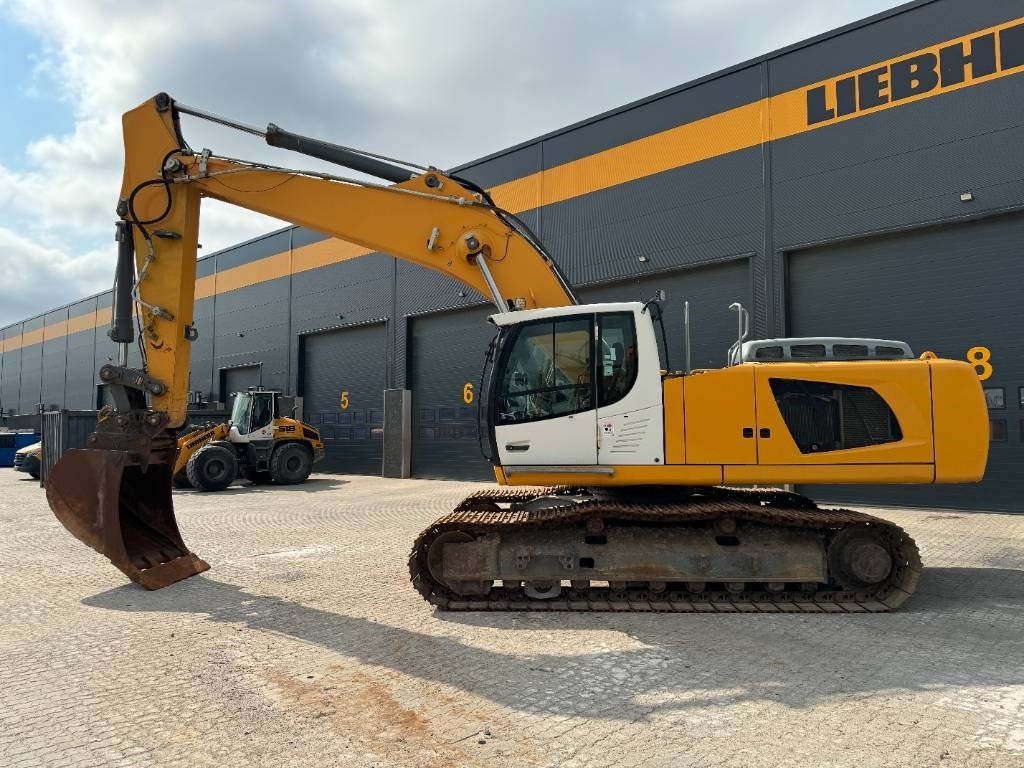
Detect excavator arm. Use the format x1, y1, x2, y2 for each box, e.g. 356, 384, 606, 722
45, 93, 575, 589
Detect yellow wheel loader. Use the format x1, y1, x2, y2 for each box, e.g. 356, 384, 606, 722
45, 94, 988, 606
174, 389, 325, 491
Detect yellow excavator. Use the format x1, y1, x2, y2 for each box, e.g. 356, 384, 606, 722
46, 94, 988, 607
174, 388, 325, 491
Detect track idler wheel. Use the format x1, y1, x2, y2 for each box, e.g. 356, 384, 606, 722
828, 527, 893, 588
46, 448, 209, 590
426, 531, 491, 596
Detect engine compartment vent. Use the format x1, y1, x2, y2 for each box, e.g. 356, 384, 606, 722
740, 337, 912, 363
769, 378, 902, 453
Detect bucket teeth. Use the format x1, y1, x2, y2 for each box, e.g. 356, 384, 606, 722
46, 448, 208, 589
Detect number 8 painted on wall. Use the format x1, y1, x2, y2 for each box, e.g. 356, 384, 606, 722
967, 347, 992, 381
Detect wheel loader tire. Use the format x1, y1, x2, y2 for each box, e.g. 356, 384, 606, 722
242, 467, 273, 485
270, 443, 312, 485
186, 444, 238, 492
172, 472, 193, 489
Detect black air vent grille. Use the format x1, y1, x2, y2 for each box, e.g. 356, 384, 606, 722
769, 379, 902, 453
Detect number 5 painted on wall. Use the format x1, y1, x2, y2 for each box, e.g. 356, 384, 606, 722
340, 391, 350, 409
967, 347, 992, 381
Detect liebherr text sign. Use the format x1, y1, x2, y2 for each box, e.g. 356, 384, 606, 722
805, 19, 1024, 127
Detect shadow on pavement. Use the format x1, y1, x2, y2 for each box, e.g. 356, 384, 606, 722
82, 565, 1024, 719
175, 476, 348, 495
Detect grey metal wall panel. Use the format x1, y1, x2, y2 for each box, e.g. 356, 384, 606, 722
291, 227, 324, 250
768, 0, 1020, 95
214, 228, 291, 272
457, 144, 542, 192
212, 278, 290, 396
18, 316, 44, 413
541, 67, 762, 170
787, 212, 1024, 511
68, 298, 96, 321
542, 177, 763, 288
188, 295, 216, 400
64, 298, 98, 411
1, 326, 22, 415
40, 308, 68, 410
196, 254, 216, 279
301, 322, 387, 475
291, 253, 393, 334
772, 75, 1024, 247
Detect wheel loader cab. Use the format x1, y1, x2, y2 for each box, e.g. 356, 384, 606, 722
228, 390, 277, 442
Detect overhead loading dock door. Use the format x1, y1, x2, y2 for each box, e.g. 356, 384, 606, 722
408, 259, 752, 480
787, 214, 1023, 511
302, 322, 387, 475
410, 307, 496, 480
220, 364, 261, 411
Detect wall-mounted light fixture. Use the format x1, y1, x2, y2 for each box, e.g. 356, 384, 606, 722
638, 255, 649, 263
960, 191, 974, 202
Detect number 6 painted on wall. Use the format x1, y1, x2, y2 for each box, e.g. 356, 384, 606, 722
967, 347, 992, 381
463, 382, 474, 404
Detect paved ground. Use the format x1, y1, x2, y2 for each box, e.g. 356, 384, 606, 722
1, 471, 1022, 768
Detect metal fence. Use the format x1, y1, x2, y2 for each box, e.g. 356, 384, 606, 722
39, 410, 99, 488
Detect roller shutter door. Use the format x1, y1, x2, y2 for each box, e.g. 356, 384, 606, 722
410, 307, 495, 480
408, 259, 751, 480
787, 214, 1024, 511
220, 365, 261, 411
302, 322, 386, 475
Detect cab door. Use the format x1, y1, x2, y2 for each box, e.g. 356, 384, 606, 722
494, 315, 597, 466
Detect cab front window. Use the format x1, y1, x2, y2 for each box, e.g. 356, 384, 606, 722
497, 316, 593, 424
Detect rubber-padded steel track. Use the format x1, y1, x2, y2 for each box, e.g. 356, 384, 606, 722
409, 486, 922, 612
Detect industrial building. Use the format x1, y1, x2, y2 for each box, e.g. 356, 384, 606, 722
1, 0, 1021, 510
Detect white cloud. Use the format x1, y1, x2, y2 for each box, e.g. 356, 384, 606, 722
0, 226, 111, 321
0, 0, 904, 326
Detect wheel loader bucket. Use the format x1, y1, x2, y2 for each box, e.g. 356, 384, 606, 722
46, 448, 209, 590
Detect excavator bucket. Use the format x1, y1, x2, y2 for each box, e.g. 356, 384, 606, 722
46, 448, 209, 589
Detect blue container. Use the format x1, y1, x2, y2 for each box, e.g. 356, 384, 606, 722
0, 432, 39, 467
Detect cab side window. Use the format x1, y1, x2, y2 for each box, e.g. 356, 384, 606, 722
498, 317, 592, 424
250, 396, 274, 432
598, 313, 638, 407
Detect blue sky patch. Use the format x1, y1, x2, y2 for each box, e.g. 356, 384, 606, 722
0, 14, 74, 170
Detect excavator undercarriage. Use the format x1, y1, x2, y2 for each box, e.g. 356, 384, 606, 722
410, 486, 920, 612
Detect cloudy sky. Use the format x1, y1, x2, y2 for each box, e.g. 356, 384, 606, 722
0, 0, 906, 326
